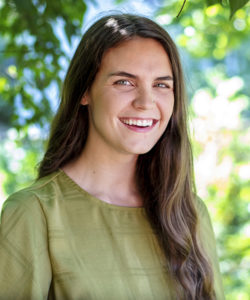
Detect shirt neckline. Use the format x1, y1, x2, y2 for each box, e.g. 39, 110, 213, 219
58, 169, 145, 212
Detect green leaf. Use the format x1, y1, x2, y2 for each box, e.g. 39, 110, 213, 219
229, 0, 250, 18
206, 0, 220, 6
64, 23, 75, 45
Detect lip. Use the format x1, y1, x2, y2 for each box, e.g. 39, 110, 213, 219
119, 117, 158, 133
119, 117, 157, 121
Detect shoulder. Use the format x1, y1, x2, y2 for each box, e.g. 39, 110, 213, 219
194, 196, 214, 231
1, 170, 63, 220
194, 196, 210, 216
193, 196, 218, 264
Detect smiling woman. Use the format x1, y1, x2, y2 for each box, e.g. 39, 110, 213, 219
79, 37, 174, 156
0, 13, 224, 300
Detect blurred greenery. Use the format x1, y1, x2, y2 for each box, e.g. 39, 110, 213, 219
0, 0, 249, 299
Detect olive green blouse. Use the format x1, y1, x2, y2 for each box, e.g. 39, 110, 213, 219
0, 170, 224, 299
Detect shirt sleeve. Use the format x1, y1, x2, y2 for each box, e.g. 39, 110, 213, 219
0, 190, 52, 300
196, 198, 225, 300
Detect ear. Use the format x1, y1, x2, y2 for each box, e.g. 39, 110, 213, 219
80, 92, 90, 106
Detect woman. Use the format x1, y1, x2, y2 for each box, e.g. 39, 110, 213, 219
0, 13, 224, 299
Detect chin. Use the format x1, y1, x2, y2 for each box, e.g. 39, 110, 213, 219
129, 145, 155, 155
120, 140, 159, 156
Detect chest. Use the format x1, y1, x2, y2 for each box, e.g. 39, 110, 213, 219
47, 202, 174, 299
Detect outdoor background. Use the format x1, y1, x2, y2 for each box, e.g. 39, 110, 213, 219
0, 0, 249, 298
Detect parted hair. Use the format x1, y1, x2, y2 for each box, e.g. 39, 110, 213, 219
38, 13, 215, 299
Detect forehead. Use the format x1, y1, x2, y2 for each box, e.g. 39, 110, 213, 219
99, 37, 172, 75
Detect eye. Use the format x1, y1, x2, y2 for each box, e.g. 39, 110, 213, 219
154, 82, 171, 89
114, 79, 132, 86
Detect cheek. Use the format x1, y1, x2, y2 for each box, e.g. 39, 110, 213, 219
88, 94, 120, 126
100, 91, 131, 115
160, 95, 174, 120
169, 97, 175, 115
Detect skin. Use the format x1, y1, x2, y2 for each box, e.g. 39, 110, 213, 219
63, 37, 174, 207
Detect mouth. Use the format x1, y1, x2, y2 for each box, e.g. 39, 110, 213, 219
119, 117, 158, 131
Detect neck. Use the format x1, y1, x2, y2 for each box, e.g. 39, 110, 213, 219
63, 143, 142, 207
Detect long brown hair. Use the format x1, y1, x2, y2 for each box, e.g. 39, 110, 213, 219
38, 13, 215, 299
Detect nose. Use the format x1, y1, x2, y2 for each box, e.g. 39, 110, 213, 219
132, 86, 155, 110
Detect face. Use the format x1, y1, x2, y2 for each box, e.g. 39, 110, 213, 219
82, 37, 174, 157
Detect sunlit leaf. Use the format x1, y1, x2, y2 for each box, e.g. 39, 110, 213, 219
229, 0, 250, 18
0, 77, 7, 91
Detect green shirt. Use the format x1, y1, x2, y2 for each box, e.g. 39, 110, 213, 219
0, 170, 224, 299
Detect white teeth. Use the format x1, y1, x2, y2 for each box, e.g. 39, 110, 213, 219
122, 119, 153, 127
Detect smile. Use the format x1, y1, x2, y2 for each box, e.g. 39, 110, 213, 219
119, 118, 158, 133
121, 119, 153, 127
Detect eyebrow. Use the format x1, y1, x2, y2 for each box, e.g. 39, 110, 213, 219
108, 71, 174, 81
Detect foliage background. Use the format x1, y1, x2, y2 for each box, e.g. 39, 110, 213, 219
0, 0, 249, 298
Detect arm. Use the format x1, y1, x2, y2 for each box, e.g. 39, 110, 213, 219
0, 190, 52, 300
